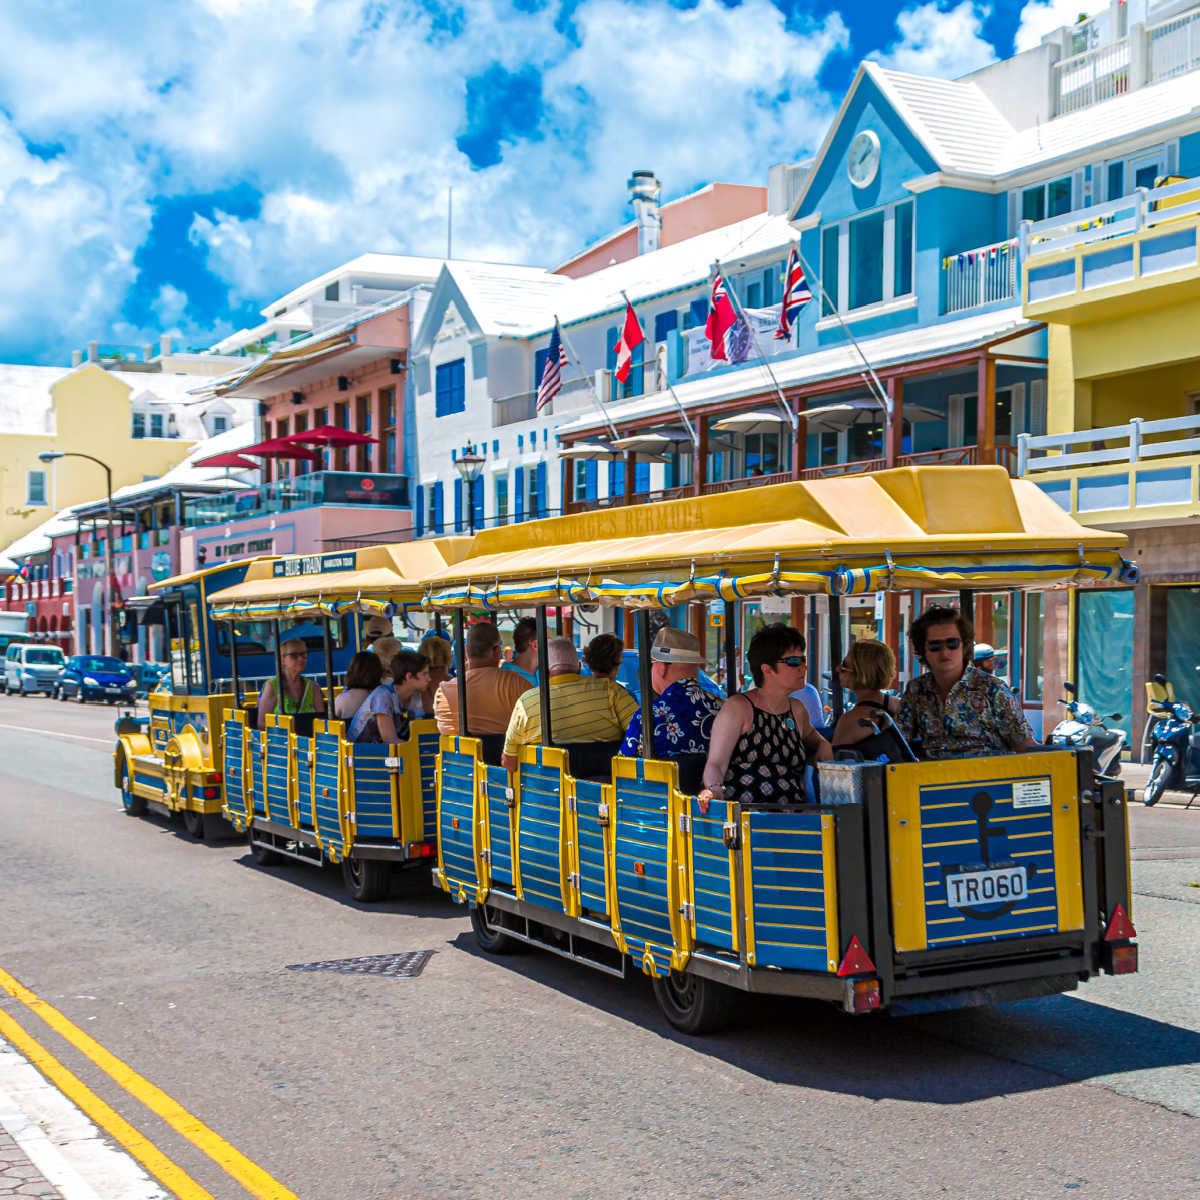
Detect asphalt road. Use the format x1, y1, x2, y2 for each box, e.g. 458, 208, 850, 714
0, 694, 1197, 1199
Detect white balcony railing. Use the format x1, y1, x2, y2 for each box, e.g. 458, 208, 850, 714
1018, 413, 1200, 475
491, 376, 593, 427
1149, 6, 1200, 79
942, 239, 1019, 314
1054, 36, 1131, 114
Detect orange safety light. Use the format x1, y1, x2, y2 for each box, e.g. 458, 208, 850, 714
836, 935, 877, 977
634, 862, 646, 877
1105, 902, 1136, 941
1108, 944, 1138, 975
451, 817, 460, 830
849, 978, 881, 1013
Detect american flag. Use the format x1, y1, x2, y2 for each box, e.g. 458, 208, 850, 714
536, 320, 568, 413
775, 244, 812, 341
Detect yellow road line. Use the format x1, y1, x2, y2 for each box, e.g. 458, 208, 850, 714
0, 968, 300, 1200
0, 1007, 213, 1200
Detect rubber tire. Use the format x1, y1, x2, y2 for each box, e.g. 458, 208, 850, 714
1104, 758, 1123, 780
182, 808, 205, 840
57, 684, 67, 702
651, 970, 736, 1035
470, 901, 520, 955
119, 764, 147, 817
248, 833, 282, 866
1144, 758, 1171, 807
341, 856, 391, 903
76, 688, 86, 704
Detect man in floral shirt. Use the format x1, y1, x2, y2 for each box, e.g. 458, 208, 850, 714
899, 606, 1038, 760
621, 628, 722, 758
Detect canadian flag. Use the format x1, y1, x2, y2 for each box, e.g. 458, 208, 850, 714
613, 299, 645, 384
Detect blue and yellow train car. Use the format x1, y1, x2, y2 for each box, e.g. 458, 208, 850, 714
423, 466, 1140, 1029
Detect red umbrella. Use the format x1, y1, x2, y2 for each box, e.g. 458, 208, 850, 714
280, 424, 378, 447
240, 437, 323, 462
193, 451, 262, 469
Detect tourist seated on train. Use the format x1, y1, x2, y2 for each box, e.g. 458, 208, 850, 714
620, 628, 722, 794
831, 639, 914, 764
419, 632, 454, 718
333, 651, 383, 726
501, 637, 639, 777
500, 616, 539, 688
898, 606, 1039, 760
697, 624, 832, 814
349, 650, 429, 744
582, 633, 625, 681
434, 621, 529, 764
257, 638, 327, 731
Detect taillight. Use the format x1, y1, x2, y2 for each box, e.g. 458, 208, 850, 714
202, 786, 219, 799
406, 842, 436, 858
846, 977, 881, 1013
211, 772, 222, 783
1108, 944, 1138, 975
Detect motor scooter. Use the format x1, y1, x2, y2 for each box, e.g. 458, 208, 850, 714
1047, 682, 1125, 779
1143, 673, 1200, 807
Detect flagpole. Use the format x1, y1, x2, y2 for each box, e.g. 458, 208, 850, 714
713, 259, 797, 434
619, 290, 696, 445
555, 316, 621, 441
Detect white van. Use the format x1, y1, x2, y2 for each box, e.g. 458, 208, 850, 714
2, 642, 65, 695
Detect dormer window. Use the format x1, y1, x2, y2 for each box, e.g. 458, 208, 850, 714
820, 199, 914, 316
325, 282, 340, 301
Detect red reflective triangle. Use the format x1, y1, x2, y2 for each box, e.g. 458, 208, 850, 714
836, 935, 877, 977
1105, 902, 1136, 941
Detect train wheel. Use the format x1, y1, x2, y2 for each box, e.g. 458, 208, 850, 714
471, 902, 519, 955
182, 808, 205, 840
341, 855, 390, 902
119, 764, 147, 818
248, 832, 282, 866
652, 970, 735, 1035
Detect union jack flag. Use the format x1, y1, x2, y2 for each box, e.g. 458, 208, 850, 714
536, 321, 568, 413
774, 244, 811, 341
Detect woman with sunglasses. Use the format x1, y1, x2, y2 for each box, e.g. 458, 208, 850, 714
256, 637, 326, 729
899, 606, 1037, 759
698, 623, 831, 813
832, 639, 910, 761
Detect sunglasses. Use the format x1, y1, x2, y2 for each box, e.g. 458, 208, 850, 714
924, 637, 961, 652
777, 655, 807, 668
283, 651, 308, 659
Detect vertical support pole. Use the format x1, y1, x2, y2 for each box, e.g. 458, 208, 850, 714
555, 607, 564, 637
976, 354, 996, 459
536, 606, 553, 746
694, 419, 707, 497
623, 450, 635, 507
229, 619, 242, 708
792, 394, 807, 478
827, 594, 844, 723
434, 611, 444, 635
724, 599, 739, 697
322, 617, 336, 712
271, 619, 283, 716
637, 608, 654, 758
453, 610, 468, 736
886, 376, 904, 468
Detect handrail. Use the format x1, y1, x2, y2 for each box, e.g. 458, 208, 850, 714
1018, 414, 1200, 474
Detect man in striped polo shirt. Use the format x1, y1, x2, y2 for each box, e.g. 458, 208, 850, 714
501, 637, 638, 772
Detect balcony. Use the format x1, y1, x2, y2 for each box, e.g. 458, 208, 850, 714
1021, 174, 1200, 323
493, 377, 594, 427
182, 470, 411, 529
1018, 414, 1200, 526
942, 239, 1019, 315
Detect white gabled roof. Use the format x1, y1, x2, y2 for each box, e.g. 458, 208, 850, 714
265, 252, 447, 315
0, 363, 67, 436
442, 262, 570, 338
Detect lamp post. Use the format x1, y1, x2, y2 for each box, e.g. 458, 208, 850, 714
454, 445, 486, 536
39, 451, 115, 655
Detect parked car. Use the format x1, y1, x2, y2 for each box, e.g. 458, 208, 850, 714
2, 643, 66, 695
134, 662, 170, 697
55, 655, 137, 704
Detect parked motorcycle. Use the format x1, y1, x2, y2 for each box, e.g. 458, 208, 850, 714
1143, 673, 1200, 807
1047, 681, 1126, 779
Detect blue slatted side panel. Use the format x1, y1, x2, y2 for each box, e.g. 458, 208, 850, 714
133, 766, 166, 795
313, 732, 343, 856
222, 720, 246, 823
439, 749, 477, 893
690, 796, 734, 952
919, 778, 1060, 949
575, 779, 608, 917
485, 765, 513, 887
614, 769, 673, 974
516, 761, 564, 913
418, 730, 440, 839
265, 726, 291, 824
749, 810, 830, 971
296, 735, 314, 830
248, 729, 266, 817
351, 744, 394, 837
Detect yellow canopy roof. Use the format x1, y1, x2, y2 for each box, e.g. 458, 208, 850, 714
420, 467, 1133, 609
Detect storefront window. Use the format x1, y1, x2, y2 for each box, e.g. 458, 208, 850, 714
1166, 588, 1200, 713
1077, 590, 1134, 738
1023, 593, 1044, 702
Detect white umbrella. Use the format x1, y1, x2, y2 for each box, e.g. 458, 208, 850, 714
804, 397, 942, 433
711, 409, 791, 436
610, 430, 692, 455
559, 441, 619, 460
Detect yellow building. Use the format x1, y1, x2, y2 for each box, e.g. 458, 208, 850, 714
1018, 171, 1200, 748
0, 362, 230, 549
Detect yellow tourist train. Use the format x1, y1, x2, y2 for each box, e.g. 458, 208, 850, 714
114, 466, 1140, 1030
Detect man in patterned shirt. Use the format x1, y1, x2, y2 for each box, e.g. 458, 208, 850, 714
898, 606, 1038, 760
621, 627, 722, 758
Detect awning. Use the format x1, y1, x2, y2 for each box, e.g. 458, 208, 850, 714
419, 466, 1134, 610
213, 332, 354, 397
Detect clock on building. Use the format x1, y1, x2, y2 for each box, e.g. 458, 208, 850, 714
847, 130, 881, 188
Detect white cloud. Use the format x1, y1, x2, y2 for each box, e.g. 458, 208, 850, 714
1014, 0, 1084, 53
151, 284, 189, 329
878, 2, 996, 78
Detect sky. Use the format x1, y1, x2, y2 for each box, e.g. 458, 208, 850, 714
0, 0, 1087, 365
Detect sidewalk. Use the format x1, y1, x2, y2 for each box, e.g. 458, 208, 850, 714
1120, 761, 1198, 809
0, 1125, 61, 1199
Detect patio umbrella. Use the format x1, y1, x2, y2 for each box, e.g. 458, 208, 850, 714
240, 437, 323, 462
192, 452, 262, 469
711, 410, 791, 437
280, 424, 378, 447
610, 429, 693, 455
804, 397, 943, 434
559, 441, 620, 460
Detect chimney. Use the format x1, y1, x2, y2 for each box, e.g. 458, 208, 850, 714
628, 170, 661, 256
87, 341, 98, 363
160, 334, 172, 355
71, 350, 82, 367
143, 343, 154, 362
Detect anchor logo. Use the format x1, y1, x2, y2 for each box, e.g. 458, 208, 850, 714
938, 790, 1035, 920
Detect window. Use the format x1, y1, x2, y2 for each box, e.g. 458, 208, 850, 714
849, 211, 885, 310
745, 280, 762, 309
26, 470, 46, 505
654, 310, 677, 341
1106, 161, 1124, 200
683, 299, 707, 330
1022, 176, 1072, 223
1023, 593, 1044, 702
211, 415, 228, 434
435, 359, 466, 417
380, 386, 396, 472
893, 200, 914, 297
149, 413, 164, 438
495, 475, 508, 520
820, 226, 839, 316
325, 282, 340, 301
822, 200, 913, 315
131, 412, 145, 438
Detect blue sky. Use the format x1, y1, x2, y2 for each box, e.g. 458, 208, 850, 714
0, 0, 1080, 365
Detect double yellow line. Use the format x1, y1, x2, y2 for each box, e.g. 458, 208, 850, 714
0, 967, 299, 1199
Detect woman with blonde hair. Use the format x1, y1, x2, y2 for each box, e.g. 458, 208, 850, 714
831, 639, 910, 761
419, 633, 453, 717
257, 637, 326, 728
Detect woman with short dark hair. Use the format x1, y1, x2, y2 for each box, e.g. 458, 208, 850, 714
349, 650, 430, 744
582, 633, 624, 680
334, 651, 383, 723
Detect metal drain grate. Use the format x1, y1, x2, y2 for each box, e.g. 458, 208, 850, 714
285, 951, 434, 978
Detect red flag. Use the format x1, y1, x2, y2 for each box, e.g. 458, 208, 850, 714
613, 300, 645, 384
705, 270, 737, 361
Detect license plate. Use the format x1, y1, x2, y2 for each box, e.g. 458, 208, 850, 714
945, 865, 1027, 909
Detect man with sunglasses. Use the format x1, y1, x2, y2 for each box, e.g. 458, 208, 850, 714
898, 606, 1037, 760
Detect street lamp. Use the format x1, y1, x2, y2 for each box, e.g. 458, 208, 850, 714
39, 451, 116, 655
454, 445, 486, 535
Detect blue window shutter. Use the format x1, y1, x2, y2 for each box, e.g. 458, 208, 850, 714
690, 298, 707, 327
628, 340, 644, 397
610, 460, 625, 497
635, 461, 650, 493
534, 346, 549, 388
585, 460, 597, 500
432, 481, 444, 534
472, 476, 484, 527
453, 477, 463, 532
416, 484, 424, 536
605, 325, 618, 403
536, 462, 547, 515
654, 310, 678, 341
515, 465, 525, 521
762, 267, 776, 307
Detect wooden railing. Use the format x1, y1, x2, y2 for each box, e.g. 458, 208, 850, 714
700, 471, 791, 495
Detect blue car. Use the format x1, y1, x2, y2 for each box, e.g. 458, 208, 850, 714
134, 662, 170, 697
56, 655, 137, 704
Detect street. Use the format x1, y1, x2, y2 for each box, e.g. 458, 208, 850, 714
1, 694, 1197, 1199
